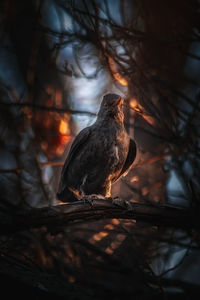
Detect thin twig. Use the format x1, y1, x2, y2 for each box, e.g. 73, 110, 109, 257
0, 102, 96, 116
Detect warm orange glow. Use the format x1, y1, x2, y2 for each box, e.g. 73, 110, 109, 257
105, 247, 113, 255
108, 57, 155, 125
108, 57, 128, 86
142, 186, 149, 196
93, 233, 102, 242
91, 231, 108, 243
105, 234, 126, 255
131, 175, 139, 183
99, 231, 108, 238
113, 72, 128, 86
111, 218, 120, 225
56, 145, 65, 156
53, 117, 71, 156
130, 98, 155, 126
104, 224, 114, 230
60, 135, 71, 145
59, 119, 69, 134
130, 98, 140, 111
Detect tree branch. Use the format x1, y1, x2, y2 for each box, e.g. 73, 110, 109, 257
0, 102, 96, 116
1, 198, 199, 234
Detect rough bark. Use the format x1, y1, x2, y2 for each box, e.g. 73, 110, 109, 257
1, 198, 199, 234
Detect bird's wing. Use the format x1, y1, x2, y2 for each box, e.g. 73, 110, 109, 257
113, 138, 136, 182
58, 126, 91, 194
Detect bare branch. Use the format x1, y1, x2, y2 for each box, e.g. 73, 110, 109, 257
1, 198, 199, 234
0, 102, 96, 117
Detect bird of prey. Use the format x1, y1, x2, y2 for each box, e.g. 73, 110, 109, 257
57, 93, 136, 202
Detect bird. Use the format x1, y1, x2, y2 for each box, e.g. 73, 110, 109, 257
57, 93, 136, 202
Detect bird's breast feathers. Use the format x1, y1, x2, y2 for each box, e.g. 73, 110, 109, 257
57, 93, 136, 201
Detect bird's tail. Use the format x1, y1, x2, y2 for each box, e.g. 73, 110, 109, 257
56, 187, 78, 202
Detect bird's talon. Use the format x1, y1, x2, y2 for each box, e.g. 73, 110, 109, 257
112, 197, 125, 207
83, 198, 93, 206
112, 198, 133, 211
82, 196, 94, 206
126, 201, 134, 211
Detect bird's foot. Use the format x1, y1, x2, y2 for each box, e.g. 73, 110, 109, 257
82, 195, 94, 207
82, 194, 105, 206
112, 197, 133, 211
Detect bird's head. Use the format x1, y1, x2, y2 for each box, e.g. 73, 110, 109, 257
98, 93, 124, 123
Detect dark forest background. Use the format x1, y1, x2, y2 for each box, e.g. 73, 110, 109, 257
0, 0, 200, 299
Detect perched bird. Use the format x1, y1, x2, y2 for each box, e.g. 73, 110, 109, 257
57, 93, 136, 202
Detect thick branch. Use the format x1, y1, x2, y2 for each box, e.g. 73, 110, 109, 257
1, 198, 199, 234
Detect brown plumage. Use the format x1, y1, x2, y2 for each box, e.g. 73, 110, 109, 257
57, 93, 136, 202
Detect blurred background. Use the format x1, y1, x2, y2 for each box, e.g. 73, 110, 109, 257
0, 0, 200, 299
